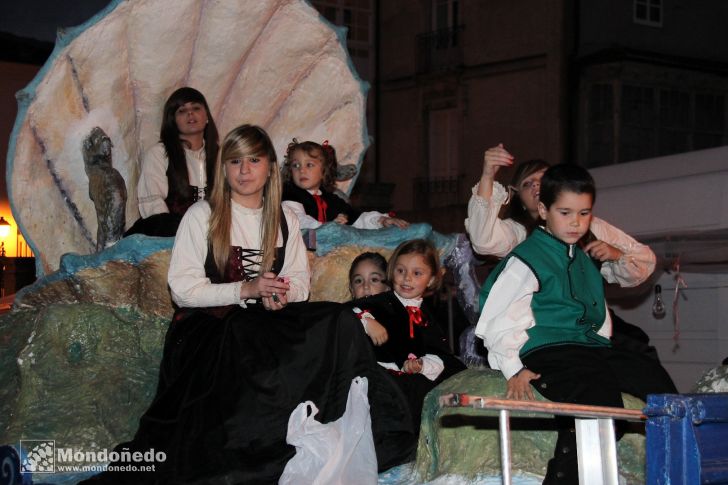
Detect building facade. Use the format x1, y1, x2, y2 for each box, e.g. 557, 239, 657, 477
316, 0, 728, 232
575, 0, 728, 167
371, 0, 571, 231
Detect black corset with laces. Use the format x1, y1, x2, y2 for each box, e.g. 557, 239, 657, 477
225, 246, 263, 283
202, 215, 289, 286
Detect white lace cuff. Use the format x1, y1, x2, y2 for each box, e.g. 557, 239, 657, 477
470, 181, 509, 207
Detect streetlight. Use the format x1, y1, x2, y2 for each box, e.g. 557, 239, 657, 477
0, 216, 9, 297
0, 217, 10, 257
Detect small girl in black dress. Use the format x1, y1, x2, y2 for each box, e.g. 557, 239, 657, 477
281, 139, 408, 229
349, 240, 466, 431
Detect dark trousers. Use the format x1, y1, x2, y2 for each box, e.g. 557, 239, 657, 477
522, 344, 677, 484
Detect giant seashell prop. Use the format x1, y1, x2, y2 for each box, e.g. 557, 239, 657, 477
8, 0, 369, 275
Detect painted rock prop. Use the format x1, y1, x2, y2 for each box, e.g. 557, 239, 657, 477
0, 304, 168, 460
0, 224, 472, 467
693, 365, 728, 393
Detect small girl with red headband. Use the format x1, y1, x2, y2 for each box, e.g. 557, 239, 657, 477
349, 239, 465, 431
281, 139, 409, 229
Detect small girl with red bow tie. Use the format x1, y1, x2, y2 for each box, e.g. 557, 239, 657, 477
349, 239, 466, 431
281, 139, 408, 230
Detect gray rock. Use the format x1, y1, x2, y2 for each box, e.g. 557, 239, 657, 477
693, 365, 728, 393
0, 304, 167, 454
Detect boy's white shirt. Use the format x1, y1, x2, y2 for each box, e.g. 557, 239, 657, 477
282, 188, 387, 230
474, 256, 612, 380
353, 292, 444, 381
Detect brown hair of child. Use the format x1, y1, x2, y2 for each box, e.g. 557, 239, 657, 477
283, 139, 338, 192
387, 239, 443, 296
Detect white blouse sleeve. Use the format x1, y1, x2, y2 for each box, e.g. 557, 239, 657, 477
474, 257, 538, 380
589, 217, 656, 287
419, 354, 445, 381
137, 144, 171, 218
464, 182, 527, 258
282, 200, 322, 230
167, 203, 242, 307
352, 211, 385, 229
279, 206, 311, 302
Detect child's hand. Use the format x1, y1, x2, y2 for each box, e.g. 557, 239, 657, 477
379, 216, 409, 228
402, 357, 423, 374
482, 143, 514, 179
584, 240, 624, 263
505, 368, 541, 401
366, 318, 389, 346
333, 213, 348, 224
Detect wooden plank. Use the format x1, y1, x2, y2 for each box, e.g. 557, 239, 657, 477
439, 394, 645, 421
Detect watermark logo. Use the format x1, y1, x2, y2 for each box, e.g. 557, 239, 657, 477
20, 439, 55, 473
16, 440, 166, 474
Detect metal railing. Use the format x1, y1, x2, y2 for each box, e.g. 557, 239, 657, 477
440, 394, 645, 485
412, 175, 464, 209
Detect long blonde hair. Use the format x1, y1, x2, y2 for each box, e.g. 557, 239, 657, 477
208, 124, 282, 277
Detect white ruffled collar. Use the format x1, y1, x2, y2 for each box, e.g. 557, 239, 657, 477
394, 292, 423, 308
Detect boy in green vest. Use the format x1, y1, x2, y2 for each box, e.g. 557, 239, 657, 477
475, 163, 676, 484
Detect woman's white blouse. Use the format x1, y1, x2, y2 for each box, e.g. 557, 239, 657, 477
137, 142, 207, 218
168, 201, 310, 308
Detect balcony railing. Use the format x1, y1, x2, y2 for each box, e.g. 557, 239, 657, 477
413, 175, 464, 209
416, 25, 465, 74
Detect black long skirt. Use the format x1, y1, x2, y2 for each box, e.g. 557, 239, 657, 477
387, 353, 466, 433
81, 301, 415, 484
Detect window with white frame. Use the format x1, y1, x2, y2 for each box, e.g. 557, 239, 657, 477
586, 84, 615, 166
634, 0, 662, 27
433, 0, 459, 31
658, 89, 690, 156
620, 84, 656, 162
584, 81, 727, 166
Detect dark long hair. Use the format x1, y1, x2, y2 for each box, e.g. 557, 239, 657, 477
349, 252, 388, 284
506, 159, 551, 235
160, 87, 220, 202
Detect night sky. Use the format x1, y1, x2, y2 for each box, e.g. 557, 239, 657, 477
0, 0, 111, 42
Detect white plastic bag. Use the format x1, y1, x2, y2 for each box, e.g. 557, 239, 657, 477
279, 376, 378, 485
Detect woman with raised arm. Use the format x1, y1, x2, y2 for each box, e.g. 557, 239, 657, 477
465, 144, 655, 287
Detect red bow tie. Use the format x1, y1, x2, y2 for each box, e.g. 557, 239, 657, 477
406, 306, 427, 338
312, 193, 328, 223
